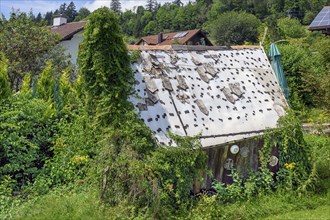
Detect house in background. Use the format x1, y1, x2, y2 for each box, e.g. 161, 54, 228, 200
128, 44, 287, 189
50, 18, 213, 64
136, 29, 213, 46
50, 14, 87, 63
309, 6, 330, 35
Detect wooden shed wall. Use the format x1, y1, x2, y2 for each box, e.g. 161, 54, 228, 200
202, 138, 263, 189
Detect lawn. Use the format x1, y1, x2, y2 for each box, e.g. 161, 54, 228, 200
265, 205, 330, 220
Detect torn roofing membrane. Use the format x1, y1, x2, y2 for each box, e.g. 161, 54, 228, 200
129, 47, 287, 148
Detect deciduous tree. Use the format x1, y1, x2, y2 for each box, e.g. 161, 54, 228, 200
209, 11, 261, 46
74, 7, 91, 21
0, 10, 60, 91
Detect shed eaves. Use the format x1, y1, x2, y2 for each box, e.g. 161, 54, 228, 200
129, 46, 287, 148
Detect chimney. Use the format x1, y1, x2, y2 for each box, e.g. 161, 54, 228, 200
53, 14, 67, 27
158, 32, 163, 44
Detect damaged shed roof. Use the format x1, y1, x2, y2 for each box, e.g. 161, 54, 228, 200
129, 45, 287, 148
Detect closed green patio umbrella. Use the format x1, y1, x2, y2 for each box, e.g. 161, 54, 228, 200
269, 43, 289, 100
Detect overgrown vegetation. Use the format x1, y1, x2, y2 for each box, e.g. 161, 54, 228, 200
0, 2, 330, 219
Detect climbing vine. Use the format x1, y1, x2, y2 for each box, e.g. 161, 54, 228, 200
261, 110, 314, 191
78, 7, 134, 128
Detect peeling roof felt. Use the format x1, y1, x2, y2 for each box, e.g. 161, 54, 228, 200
50, 21, 87, 41
129, 46, 287, 147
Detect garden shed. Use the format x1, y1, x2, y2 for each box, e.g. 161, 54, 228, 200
128, 45, 287, 187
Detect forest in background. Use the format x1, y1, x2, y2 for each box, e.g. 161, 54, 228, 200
0, 1, 330, 219
14, 0, 330, 41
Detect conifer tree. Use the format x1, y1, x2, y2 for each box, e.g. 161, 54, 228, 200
66, 1, 78, 22
110, 0, 122, 13
44, 11, 53, 25
20, 74, 31, 95
78, 7, 134, 126
36, 61, 55, 102
59, 3, 67, 14
146, 0, 157, 11
36, 12, 42, 22
173, 0, 183, 6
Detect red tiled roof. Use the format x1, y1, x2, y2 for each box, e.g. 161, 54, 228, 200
50, 21, 87, 41
137, 29, 210, 45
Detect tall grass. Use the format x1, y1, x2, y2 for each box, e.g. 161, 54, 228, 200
185, 189, 330, 220
10, 182, 329, 220
11, 187, 153, 220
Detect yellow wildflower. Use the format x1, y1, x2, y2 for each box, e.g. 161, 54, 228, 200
284, 162, 296, 170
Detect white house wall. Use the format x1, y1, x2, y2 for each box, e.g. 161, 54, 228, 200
59, 31, 84, 65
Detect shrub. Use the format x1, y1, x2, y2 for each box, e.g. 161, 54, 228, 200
279, 44, 329, 108
0, 96, 58, 189
304, 134, 330, 180
209, 11, 261, 46
277, 17, 307, 39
